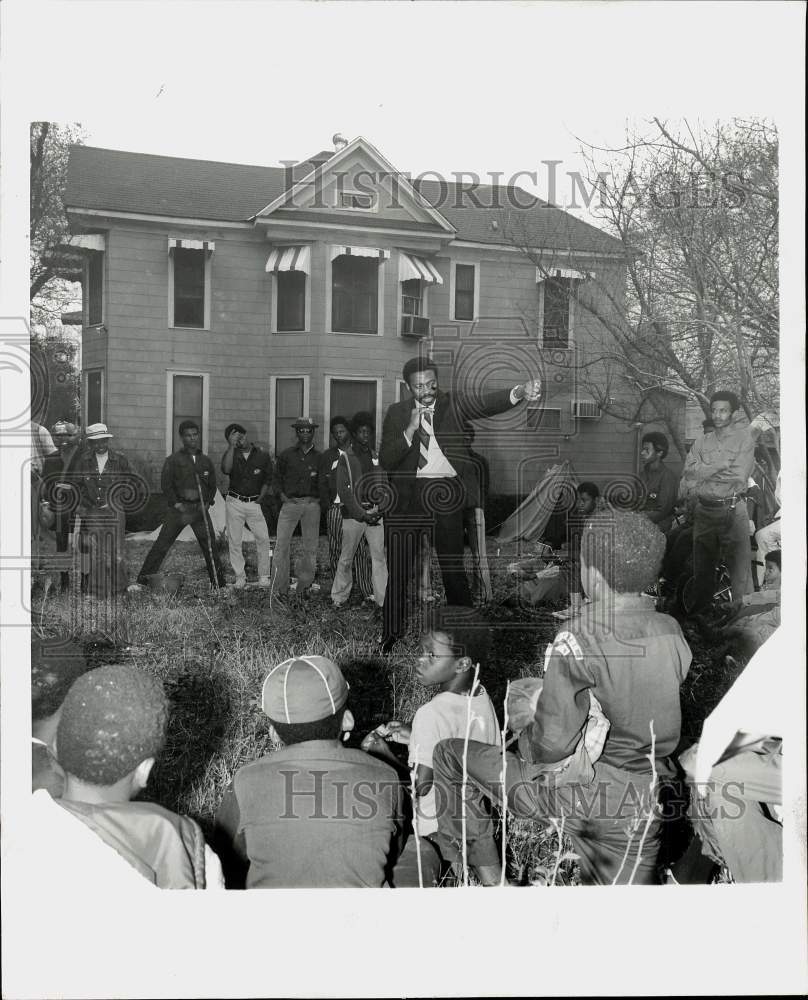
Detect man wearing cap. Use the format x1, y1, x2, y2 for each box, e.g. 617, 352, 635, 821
214, 655, 433, 889
221, 423, 273, 589
136, 420, 226, 589
270, 417, 322, 596
76, 423, 140, 598
41, 421, 83, 591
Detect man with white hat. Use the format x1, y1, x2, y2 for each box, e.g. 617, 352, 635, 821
77, 423, 139, 597
41, 421, 83, 591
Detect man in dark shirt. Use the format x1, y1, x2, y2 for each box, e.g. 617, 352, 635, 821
270, 417, 322, 596
638, 431, 678, 534
221, 422, 273, 589
431, 510, 691, 886
318, 416, 356, 577
136, 420, 225, 588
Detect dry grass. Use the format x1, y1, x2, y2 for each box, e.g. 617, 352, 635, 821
32, 532, 740, 884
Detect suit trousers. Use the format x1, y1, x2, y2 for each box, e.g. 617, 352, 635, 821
382, 477, 472, 642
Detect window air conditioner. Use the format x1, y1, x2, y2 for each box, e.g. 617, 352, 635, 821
571, 400, 602, 419
401, 315, 430, 338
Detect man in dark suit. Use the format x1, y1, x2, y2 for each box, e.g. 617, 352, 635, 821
379, 356, 542, 652
41, 421, 83, 591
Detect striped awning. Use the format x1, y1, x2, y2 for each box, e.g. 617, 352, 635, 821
330, 245, 390, 262
398, 252, 443, 285
536, 266, 591, 282
70, 234, 106, 251
265, 245, 311, 275
168, 238, 215, 252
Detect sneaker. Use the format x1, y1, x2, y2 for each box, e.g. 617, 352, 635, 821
233, 579, 247, 590
257, 576, 272, 588
126, 583, 144, 594
310, 582, 321, 593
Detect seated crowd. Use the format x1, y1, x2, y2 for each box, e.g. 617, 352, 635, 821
30, 503, 783, 888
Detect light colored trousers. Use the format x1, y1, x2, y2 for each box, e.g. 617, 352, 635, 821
225, 496, 272, 582
272, 497, 320, 594
753, 518, 781, 587
331, 516, 387, 606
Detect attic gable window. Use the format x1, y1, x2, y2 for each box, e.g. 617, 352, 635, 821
168, 239, 214, 329
338, 190, 376, 211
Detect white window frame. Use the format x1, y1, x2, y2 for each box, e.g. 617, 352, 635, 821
270, 270, 311, 334
269, 374, 311, 457
398, 379, 412, 403
397, 275, 430, 340
449, 260, 480, 322
82, 367, 105, 427
538, 279, 576, 349
326, 249, 385, 337
83, 251, 105, 328
168, 247, 212, 330
324, 375, 384, 442
165, 370, 210, 456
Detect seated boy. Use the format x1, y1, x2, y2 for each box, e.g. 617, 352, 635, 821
214, 655, 424, 888
54, 664, 223, 889
431, 510, 692, 886
361, 607, 501, 883
31, 635, 89, 796
725, 550, 781, 646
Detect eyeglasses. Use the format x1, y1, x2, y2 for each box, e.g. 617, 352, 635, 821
411, 381, 438, 393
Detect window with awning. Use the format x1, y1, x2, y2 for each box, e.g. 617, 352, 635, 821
168, 238, 216, 252
330, 247, 388, 335
267, 246, 311, 332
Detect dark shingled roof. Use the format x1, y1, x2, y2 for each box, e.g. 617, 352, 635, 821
66, 145, 623, 254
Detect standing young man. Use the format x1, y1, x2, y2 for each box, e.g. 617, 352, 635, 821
270, 417, 322, 596
41, 421, 83, 591
136, 420, 225, 589
77, 423, 139, 598
318, 416, 355, 579
221, 422, 273, 589
678, 391, 772, 615
378, 356, 541, 652
638, 431, 679, 534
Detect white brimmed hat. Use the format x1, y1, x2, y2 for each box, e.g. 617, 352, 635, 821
85, 422, 113, 440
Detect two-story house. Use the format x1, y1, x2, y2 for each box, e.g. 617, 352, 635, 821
64, 135, 683, 511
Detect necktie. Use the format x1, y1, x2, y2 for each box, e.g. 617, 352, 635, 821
417, 409, 433, 469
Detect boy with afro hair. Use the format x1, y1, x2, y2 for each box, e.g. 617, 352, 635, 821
54, 664, 223, 888
431, 510, 692, 885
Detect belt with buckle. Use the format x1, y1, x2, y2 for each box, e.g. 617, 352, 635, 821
228, 491, 261, 502
698, 493, 744, 508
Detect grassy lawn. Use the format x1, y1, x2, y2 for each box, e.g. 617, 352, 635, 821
33, 531, 741, 885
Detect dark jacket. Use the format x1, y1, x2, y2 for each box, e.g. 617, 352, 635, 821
41, 447, 84, 529
272, 444, 321, 499
379, 387, 518, 512
335, 446, 387, 522
77, 448, 138, 514
318, 446, 345, 510
161, 449, 218, 506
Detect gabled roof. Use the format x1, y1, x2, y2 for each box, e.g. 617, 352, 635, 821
66, 144, 624, 254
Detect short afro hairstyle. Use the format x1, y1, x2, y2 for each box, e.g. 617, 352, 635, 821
224, 422, 246, 441
31, 636, 89, 722
178, 419, 200, 436
56, 665, 169, 786
641, 431, 669, 459
581, 510, 666, 593
329, 415, 350, 435
764, 550, 781, 570
710, 390, 740, 413
271, 710, 343, 746
350, 410, 375, 435
577, 481, 600, 499
402, 356, 438, 385
426, 605, 492, 670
